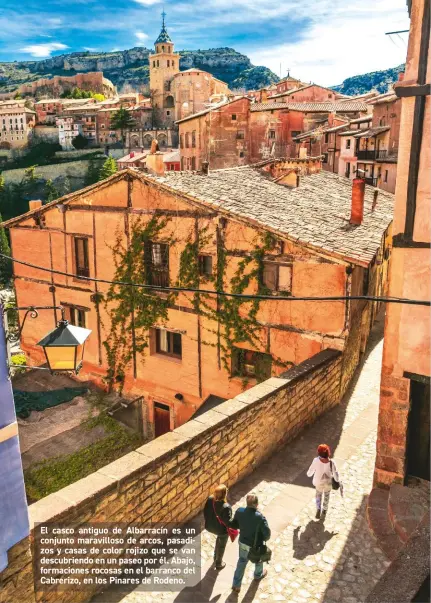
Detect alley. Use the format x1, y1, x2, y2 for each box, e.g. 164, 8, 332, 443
94, 312, 389, 603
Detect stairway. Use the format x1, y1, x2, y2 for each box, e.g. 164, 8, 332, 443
366, 477, 430, 560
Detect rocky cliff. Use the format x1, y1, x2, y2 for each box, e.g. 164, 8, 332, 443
331, 64, 405, 95
0, 47, 279, 93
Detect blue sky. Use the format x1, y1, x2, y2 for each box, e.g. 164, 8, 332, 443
1, 0, 410, 85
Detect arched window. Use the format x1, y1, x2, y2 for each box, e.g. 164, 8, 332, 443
167, 60, 170, 67
157, 60, 159, 67
164, 95, 174, 108
162, 46, 165, 52
153, 61, 155, 68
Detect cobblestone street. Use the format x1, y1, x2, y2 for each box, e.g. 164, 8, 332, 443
94, 312, 389, 603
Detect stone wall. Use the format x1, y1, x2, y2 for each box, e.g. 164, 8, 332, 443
0, 348, 342, 603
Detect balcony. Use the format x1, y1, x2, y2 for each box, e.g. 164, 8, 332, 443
357, 150, 376, 160
376, 149, 388, 159
365, 177, 378, 187
149, 269, 169, 288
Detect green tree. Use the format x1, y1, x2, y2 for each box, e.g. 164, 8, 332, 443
99, 157, 118, 180
110, 107, 136, 152
84, 158, 102, 186
72, 134, 88, 150
45, 179, 60, 203
0, 209, 12, 286
14, 92, 22, 100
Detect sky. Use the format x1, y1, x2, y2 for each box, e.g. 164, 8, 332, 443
0, 0, 410, 86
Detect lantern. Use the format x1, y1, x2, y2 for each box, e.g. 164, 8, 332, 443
37, 320, 91, 374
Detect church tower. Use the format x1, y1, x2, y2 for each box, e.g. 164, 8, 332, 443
149, 11, 180, 127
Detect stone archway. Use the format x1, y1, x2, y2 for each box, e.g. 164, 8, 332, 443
157, 133, 167, 149
164, 95, 175, 108
130, 134, 140, 149
143, 134, 153, 149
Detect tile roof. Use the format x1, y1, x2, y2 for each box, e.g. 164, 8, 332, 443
349, 115, 373, 124
175, 97, 250, 124
354, 126, 391, 138
250, 101, 368, 112
144, 166, 393, 266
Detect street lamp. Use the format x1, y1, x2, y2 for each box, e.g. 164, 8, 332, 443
2, 304, 91, 375
37, 317, 91, 374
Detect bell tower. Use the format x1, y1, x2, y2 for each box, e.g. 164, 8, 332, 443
149, 11, 180, 127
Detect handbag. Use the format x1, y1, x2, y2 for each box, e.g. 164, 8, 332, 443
330, 460, 340, 490
247, 518, 272, 564
212, 499, 239, 542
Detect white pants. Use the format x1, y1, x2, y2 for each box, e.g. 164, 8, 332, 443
315, 487, 331, 511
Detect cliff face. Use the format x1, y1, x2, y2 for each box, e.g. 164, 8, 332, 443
0, 47, 279, 92
331, 64, 405, 95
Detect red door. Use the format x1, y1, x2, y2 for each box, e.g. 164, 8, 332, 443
154, 402, 171, 438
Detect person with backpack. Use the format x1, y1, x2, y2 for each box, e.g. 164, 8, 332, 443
307, 443, 340, 520
203, 484, 233, 570
229, 493, 271, 593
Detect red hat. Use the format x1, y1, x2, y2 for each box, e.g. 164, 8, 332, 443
317, 444, 331, 458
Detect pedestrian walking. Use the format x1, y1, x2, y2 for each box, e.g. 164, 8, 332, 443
230, 493, 271, 593
203, 484, 233, 570
307, 443, 340, 520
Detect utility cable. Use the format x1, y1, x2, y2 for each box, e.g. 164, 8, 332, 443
0, 253, 429, 306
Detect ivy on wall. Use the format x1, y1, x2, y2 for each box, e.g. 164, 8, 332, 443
103, 215, 288, 392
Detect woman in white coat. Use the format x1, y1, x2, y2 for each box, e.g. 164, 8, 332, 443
307, 443, 339, 520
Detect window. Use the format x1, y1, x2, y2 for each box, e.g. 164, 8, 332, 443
384, 170, 388, 183
324, 133, 329, 143
74, 237, 89, 278
192, 131, 196, 148
167, 60, 170, 67
153, 61, 155, 68
239, 151, 245, 158
155, 328, 182, 359
185, 132, 190, 148
232, 348, 272, 380
269, 129, 276, 139
323, 152, 328, 163
198, 255, 212, 277
291, 130, 301, 138
166, 111, 170, 116
346, 139, 351, 149
144, 241, 169, 287
231, 114, 237, 121
236, 130, 245, 140
262, 262, 292, 293
65, 305, 87, 328
157, 60, 159, 67
180, 134, 184, 148
191, 156, 196, 171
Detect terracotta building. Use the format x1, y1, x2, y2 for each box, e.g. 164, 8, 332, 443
271, 83, 346, 104
373, 0, 430, 490
178, 99, 368, 171
173, 68, 229, 122
4, 159, 393, 438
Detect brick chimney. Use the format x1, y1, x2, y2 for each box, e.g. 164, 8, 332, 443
146, 152, 164, 176
350, 178, 365, 225
261, 88, 268, 103
29, 200, 42, 211
398, 71, 405, 81
130, 151, 135, 159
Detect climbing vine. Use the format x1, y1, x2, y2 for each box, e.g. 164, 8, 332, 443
103, 216, 289, 391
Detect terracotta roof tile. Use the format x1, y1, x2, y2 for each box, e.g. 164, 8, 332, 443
250, 101, 368, 112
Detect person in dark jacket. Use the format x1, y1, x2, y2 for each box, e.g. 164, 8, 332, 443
229, 493, 271, 592
203, 484, 232, 570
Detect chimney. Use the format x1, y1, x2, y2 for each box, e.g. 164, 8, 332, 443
261, 88, 268, 103
350, 178, 365, 225
398, 71, 405, 81
29, 200, 42, 211
201, 161, 209, 175
146, 152, 165, 176
328, 112, 335, 127
130, 151, 135, 159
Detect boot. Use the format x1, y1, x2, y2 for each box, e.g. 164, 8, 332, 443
321, 510, 327, 521
315, 509, 321, 519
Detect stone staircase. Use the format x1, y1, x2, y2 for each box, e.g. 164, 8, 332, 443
367, 477, 430, 560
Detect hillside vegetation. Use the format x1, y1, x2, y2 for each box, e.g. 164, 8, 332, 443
332, 64, 405, 95
0, 47, 279, 93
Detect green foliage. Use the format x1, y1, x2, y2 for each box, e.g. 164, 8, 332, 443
99, 156, 118, 180
0, 206, 12, 285
72, 133, 89, 150
13, 92, 22, 99
10, 353, 26, 375
84, 158, 103, 186
332, 64, 405, 95
24, 415, 140, 501
103, 216, 176, 391
92, 93, 105, 102
0, 166, 42, 221
45, 179, 60, 203
110, 107, 136, 149
232, 66, 279, 91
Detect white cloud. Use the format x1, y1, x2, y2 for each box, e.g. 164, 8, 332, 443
20, 42, 68, 58
135, 31, 149, 42
134, 0, 162, 5
247, 0, 410, 85
47, 17, 63, 25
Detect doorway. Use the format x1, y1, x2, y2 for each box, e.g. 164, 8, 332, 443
154, 402, 171, 438
406, 379, 430, 481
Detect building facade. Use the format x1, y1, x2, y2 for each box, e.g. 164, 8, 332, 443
4, 160, 393, 438
56, 117, 83, 150
373, 0, 430, 488
0, 103, 36, 149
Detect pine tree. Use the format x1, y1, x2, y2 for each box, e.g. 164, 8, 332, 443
84, 159, 102, 186
0, 212, 12, 286
45, 179, 60, 203
99, 157, 118, 181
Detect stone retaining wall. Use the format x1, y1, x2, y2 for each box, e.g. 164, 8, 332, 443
0, 348, 342, 603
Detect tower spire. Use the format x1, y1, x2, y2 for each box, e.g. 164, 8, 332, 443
155, 7, 172, 44
162, 8, 166, 28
